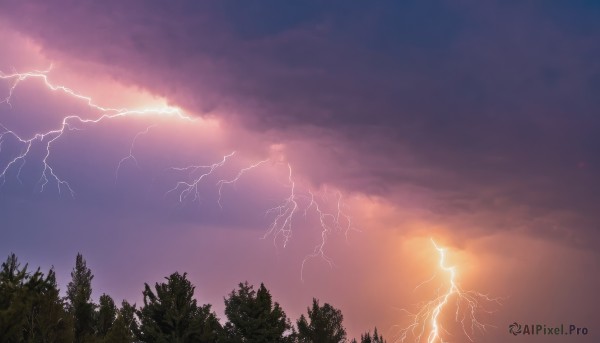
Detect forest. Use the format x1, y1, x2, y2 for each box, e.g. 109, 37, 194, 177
0, 253, 386, 343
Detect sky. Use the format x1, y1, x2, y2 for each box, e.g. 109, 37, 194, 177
0, 1, 599, 342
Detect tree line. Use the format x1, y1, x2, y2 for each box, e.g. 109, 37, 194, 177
0, 253, 386, 343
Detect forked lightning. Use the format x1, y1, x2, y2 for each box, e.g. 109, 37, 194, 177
396, 239, 500, 343
0, 67, 355, 277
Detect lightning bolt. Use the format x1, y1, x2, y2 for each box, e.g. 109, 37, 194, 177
0, 66, 358, 279
0, 67, 189, 195
165, 154, 355, 278
216, 159, 269, 208
0, 67, 189, 118
262, 164, 356, 281
115, 124, 157, 182
165, 151, 237, 203
263, 163, 298, 248
396, 239, 500, 343
0, 114, 77, 195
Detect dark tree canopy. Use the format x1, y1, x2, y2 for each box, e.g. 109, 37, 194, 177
67, 253, 96, 343
97, 293, 117, 338
102, 301, 137, 343
137, 272, 222, 343
0, 253, 384, 343
297, 298, 347, 343
0, 253, 74, 342
352, 327, 386, 343
224, 281, 293, 343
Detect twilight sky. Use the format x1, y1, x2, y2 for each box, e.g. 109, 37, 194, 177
0, 1, 599, 342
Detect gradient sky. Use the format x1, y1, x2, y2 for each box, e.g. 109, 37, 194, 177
1, 1, 599, 342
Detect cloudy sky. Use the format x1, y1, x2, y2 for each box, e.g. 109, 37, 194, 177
0, 1, 599, 341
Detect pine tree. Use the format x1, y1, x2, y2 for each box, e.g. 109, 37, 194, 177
67, 253, 96, 343
27, 268, 75, 342
137, 272, 223, 342
0, 253, 74, 342
296, 298, 347, 343
358, 327, 385, 343
224, 282, 293, 343
97, 293, 117, 338
119, 300, 139, 338
0, 253, 28, 341
102, 300, 137, 343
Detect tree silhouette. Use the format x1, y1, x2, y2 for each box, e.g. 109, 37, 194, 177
98, 300, 138, 342
0, 253, 74, 342
224, 281, 293, 343
137, 272, 223, 342
67, 253, 96, 343
351, 327, 386, 343
0, 253, 387, 343
297, 298, 347, 343
96, 293, 117, 338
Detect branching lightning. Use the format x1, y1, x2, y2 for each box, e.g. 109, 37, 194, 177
262, 164, 356, 281
164, 154, 356, 280
0, 113, 77, 195
165, 151, 237, 203
115, 124, 156, 182
216, 159, 269, 208
264, 163, 298, 248
396, 239, 500, 343
0, 66, 357, 278
0, 67, 189, 195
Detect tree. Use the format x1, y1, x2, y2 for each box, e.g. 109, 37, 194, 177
137, 272, 223, 343
103, 301, 137, 343
297, 298, 347, 343
67, 253, 96, 343
355, 327, 385, 343
224, 282, 293, 343
0, 253, 73, 342
97, 293, 117, 338
0, 253, 28, 341
28, 268, 75, 342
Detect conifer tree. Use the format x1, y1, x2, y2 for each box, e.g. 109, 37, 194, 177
358, 327, 385, 343
297, 298, 347, 343
102, 300, 137, 343
224, 282, 293, 343
0, 253, 74, 342
137, 272, 223, 343
67, 253, 96, 342
97, 293, 117, 338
